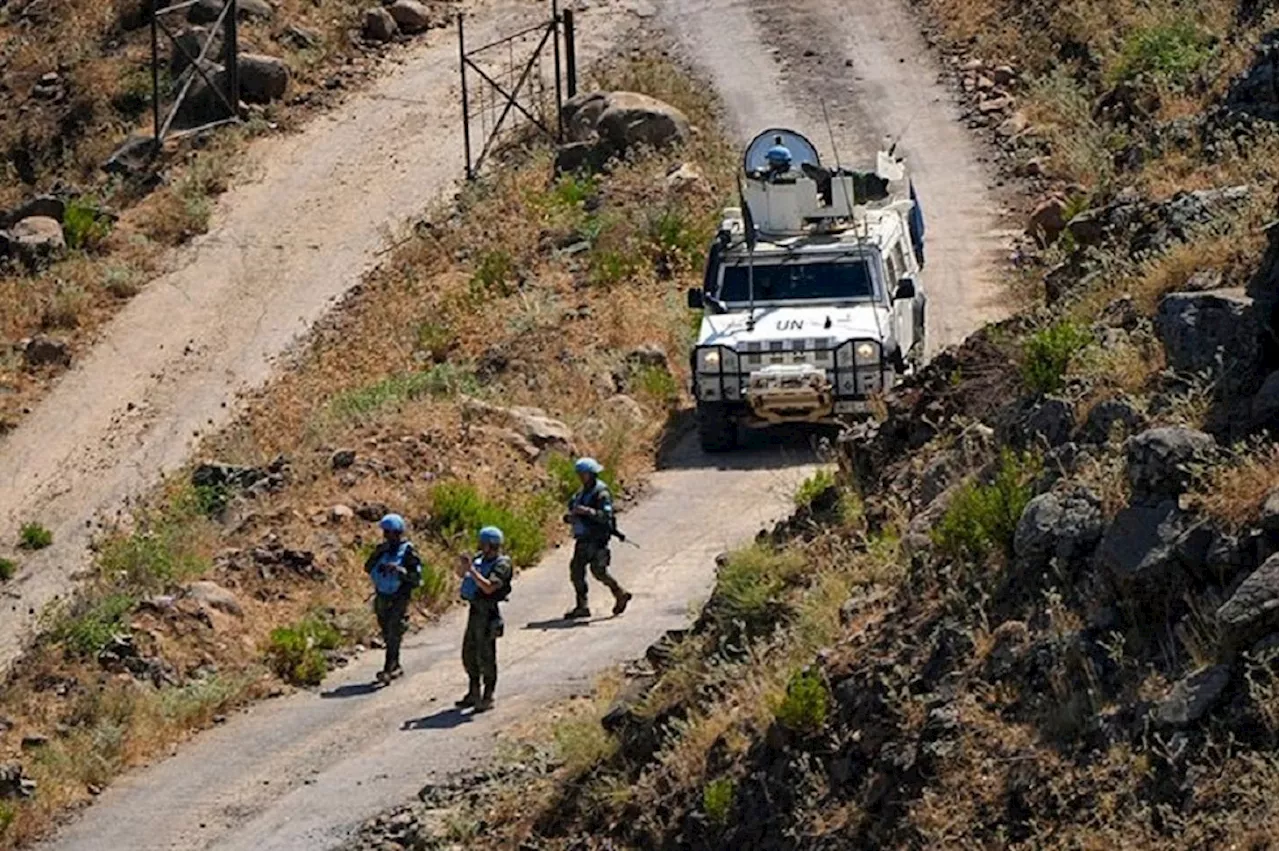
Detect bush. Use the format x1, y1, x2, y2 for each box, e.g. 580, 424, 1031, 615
19, 522, 52, 550
62, 197, 112, 251
774, 668, 829, 734
0, 558, 14, 581
471, 250, 515, 296
548, 172, 598, 210
932, 450, 1039, 562
413, 561, 451, 605
328, 364, 477, 421
97, 498, 210, 590
1021, 321, 1091, 395
414, 321, 455, 361
631, 365, 679, 408
428, 481, 547, 567
1111, 21, 1213, 87
714, 545, 806, 628
702, 776, 736, 825
50, 593, 138, 657
266, 615, 343, 686
794, 469, 837, 508
647, 207, 704, 275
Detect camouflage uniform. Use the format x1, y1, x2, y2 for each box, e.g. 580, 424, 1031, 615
461, 553, 513, 704
566, 479, 628, 613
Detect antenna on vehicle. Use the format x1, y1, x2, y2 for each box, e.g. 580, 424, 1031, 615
737, 172, 758, 331
886, 103, 923, 158
820, 100, 855, 221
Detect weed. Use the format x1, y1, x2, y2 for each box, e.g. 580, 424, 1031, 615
326, 364, 476, 422
589, 248, 642, 287
794, 469, 837, 508
553, 713, 617, 777
96, 491, 211, 589
773, 667, 829, 734
101, 264, 140, 298
471, 250, 516, 296
0, 559, 14, 581
19, 523, 52, 550
1111, 21, 1214, 87
414, 320, 455, 361
714, 545, 806, 629
702, 776, 735, 825
0, 802, 13, 834
48, 593, 137, 657
932, 450, 1040, 562
413, 561, 451, 605
427, 481, 546, 567
548, 172, 599, 210
631, 364, 679, 408
1189, 442, 1278, 531
266, 614, 342, 686
1022, 321, 1092, 395
62, 197, 112, 251
41, 282, 88, 330
545, 453, 619, 504
647, 206, 704, 275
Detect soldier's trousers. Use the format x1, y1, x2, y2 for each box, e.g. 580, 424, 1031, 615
569, 539, 625, 606
374, 591, 410, 672
462, 605, 499, 695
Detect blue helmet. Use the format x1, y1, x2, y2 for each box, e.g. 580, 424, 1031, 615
378, 513, 406, 533
478, 526, 504, 545
574, 457, 604, 475
765, 143, 792, 169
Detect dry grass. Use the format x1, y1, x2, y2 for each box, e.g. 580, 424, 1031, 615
1189, 442, 1278, 532
0, 52, 735, 849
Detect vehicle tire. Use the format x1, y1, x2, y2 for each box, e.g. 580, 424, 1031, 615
696, 402, 737, 453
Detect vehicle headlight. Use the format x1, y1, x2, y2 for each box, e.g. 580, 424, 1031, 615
697, 348, 721, 372
854, 341, 880, 365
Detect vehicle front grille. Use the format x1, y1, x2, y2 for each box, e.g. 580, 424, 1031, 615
737, 337, 836, 368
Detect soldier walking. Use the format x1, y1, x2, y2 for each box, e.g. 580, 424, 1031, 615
562, 457, 631, 620
454, 526, 512, 713
365, 513, 422, 684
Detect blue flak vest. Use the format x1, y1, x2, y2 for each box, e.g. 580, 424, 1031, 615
371, 542, 412, 596
569, 481, 611, 540
461, 554, 501, 602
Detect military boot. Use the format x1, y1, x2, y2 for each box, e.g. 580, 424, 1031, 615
612, 591, 633, 616
474, 687, 495, 713
455, 682, 481, 709
563, 600, 591, 620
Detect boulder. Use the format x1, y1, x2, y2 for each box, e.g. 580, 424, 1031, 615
170, 26, 225, 75
0, 763, 36, 800
1014, 486, 1104, 569
1155, 288, 1256, 377
236, 53, 290, 102
625, 344, 669, 371
363, 7, 398, 41
10, 216, 66, 266
554, 141, 609, 175
665, 162, 710, 195
329, 504, 355, 523
1126, 427, 1215, 503
462, 399, 574, 455
1080, 395, 1145, 444
103, 134, 156, 176
188, 0, 272, 23
24, 335, 72, 369
1154, 665, 1231, 727
1252, 370, 1278, 432
562, 91, 689, 154
1246, 223, 1277, 369
184, 580, 243, 616
5, 194, 64, 227
561, 91, 612, 142
1026, 195, 1068, 246
387, 0, 438, 33
1024, 397, 1074, 448
1217, 552, 1278, 650
1223, 30, 1278, 123
175, 60, 234, 127
1095, 501, 1191, 590
331, 449, 357, 469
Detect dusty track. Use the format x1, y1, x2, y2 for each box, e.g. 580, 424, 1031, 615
31, 0, 1009, 846
0, 0, 634, 670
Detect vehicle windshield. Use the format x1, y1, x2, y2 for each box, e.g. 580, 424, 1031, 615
717, 259, 877, 304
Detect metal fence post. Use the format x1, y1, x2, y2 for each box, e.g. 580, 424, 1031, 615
226, 0, 240, 115
458, 14, 473, 180
150, 0, 161, 144
563, 8, 576, 99
551, 0, 563, 141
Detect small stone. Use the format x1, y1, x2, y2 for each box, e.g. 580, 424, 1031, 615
1155, 665, 1231, 727
329, 504, 355, 523
363, 6, 398, 41
331, 449, 356, 469
23, 335, 71, 369
184, 580, 243, 616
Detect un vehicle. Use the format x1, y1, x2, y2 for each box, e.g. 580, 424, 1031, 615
687, 128, 927, 452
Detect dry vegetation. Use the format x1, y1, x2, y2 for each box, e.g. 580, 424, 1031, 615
0, 54, 734, 847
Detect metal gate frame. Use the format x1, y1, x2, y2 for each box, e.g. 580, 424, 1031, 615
457, 1, 577, 179
149, 0, 241, 150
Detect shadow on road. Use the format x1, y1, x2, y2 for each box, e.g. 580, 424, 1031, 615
523, 617, 593, 631
656, 419, 829, 472
402, 708, 474, 731
320, 682, 381, 699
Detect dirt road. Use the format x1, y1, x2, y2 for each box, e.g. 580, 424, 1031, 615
31, 0, 1009, 845
0, 0, 635, 671
40, 440, 813, 851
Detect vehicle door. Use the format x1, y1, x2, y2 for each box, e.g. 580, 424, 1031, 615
885, 241, 917, 356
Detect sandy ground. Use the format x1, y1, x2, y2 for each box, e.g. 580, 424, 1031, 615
28, 0, 1012, 845
0, 0, 636, 671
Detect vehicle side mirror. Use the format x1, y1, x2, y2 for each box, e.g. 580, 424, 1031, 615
686, 288, 705, 309
894, 278, 916, 300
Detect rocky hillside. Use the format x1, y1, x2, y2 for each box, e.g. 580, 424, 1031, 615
347, 6, 1279, 850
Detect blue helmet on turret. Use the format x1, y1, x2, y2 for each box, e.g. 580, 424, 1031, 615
765, 136, 792, 171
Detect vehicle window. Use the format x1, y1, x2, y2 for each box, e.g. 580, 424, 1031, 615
718, 260, 876, 303
885, 252, 899, 284
893, 242, 908, 276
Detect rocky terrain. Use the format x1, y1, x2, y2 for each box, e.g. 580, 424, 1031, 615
345, 5, 1279, 849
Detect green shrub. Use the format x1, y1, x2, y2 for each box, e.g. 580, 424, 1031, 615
50, 593, 138, 657
544, 453, 620, 504
267, 615, 343, 686
0, 558, 15, 581
932, 450, 1039, 562
589, 248, 642, 287
1021, 321, 1092, 395
471, 250, 515, 296
774, 668, 829, 734
414, 321, 455, 361
1111, 21, 1213, 86
794, 469, 837, 508
0, 801, 14, 834
19, 522, 52, 550
413, 561, 451, 605
97, 501, 210, 591
647, 207, 704, 273
631, 365, 678, 407
702, 776, 736, 825
428, 481, 546, 567
63, 197, 112, 251
102, 264, 141, 298
328, 364, 477, 421
548, 172, 598, 209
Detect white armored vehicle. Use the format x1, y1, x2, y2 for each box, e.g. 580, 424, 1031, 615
686, 128, 927, 452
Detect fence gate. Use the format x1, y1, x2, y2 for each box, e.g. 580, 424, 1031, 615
458, 1, 577, 179
149, 0, 242, 148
